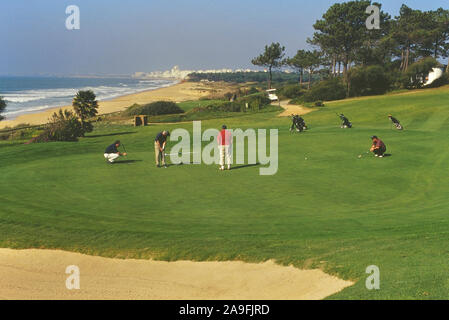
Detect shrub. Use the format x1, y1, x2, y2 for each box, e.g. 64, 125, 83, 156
238, 93, 271, 110
289, 97, 305, 105
124, 101, 184, 116
303, 78, 346, 102
188, 102, 240, 114
247, 87, 259, 95
348, 65, 391, 97
36, 109, 85, 142
279, 84, 304, 99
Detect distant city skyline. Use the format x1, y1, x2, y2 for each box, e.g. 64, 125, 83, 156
1, 0, 448, 76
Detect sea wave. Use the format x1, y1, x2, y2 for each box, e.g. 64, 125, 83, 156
3, 105, 53, 116
2, 79, 177, 119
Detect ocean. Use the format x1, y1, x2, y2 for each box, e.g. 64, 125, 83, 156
0, 76, 177, 119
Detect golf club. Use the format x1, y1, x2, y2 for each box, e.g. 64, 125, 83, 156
164, 151, 198, 157
121, 143, 127, 155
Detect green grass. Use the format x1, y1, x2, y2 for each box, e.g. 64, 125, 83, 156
2, 87, 449, 299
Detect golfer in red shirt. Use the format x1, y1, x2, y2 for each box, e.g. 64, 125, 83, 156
370, 136, 387, 158
217, 125, 232, 170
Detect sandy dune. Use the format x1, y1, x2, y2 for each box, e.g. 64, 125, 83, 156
0, 248, 353, 300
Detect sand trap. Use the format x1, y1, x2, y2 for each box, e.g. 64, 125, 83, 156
278, 101, 314, 117
0, 248, 353, 300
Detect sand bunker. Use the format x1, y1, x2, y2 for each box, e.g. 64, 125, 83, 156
278, 101, 314, 117
0, 248, 353, 300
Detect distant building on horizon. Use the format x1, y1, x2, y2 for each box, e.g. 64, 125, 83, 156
132, 65, 259, 80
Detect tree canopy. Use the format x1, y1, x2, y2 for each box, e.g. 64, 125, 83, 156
251, 42, 286, 89
72, 90, 99, 134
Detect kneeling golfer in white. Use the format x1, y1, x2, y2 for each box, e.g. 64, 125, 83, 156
217, 125, 232, 170
104, 140, 127, 163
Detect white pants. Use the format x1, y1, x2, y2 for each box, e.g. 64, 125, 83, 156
104, 153, 119, 163
219, 145, 232, 166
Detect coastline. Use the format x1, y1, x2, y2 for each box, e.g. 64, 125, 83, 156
0, 81, 219, 129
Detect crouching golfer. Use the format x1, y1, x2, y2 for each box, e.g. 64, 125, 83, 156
104, 140, 127, 163
370, 136, 386, 158
155, 130, 170, 168
217, 125, 232, 170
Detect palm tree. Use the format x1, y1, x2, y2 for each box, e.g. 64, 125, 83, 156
0, 96, 7, 121
72, 90, 98, 133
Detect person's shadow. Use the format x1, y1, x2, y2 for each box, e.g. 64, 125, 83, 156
230, 163, 261, 170
113, 160, 143, 164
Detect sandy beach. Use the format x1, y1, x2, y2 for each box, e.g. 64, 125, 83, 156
0, 81, 228, 129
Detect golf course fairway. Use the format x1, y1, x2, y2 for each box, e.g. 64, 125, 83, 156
1, 86, 449, 299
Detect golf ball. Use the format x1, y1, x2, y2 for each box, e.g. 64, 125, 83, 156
358, 155, 362, 158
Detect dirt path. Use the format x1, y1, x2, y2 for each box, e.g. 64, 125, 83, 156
0, 248, 353, 300
277, 101, 315, 117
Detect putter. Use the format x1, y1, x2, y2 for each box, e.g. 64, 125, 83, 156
121, 143, 127, 154
164, 151, 197, 157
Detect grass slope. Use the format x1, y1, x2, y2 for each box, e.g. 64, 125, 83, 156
1, 87, 449, 299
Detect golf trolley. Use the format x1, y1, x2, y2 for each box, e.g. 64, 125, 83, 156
290, 114, 308, 133
339, 114, 352, 129
389, 116, 403, 130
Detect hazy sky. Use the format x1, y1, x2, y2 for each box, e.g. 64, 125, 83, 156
1, 0, 447, 76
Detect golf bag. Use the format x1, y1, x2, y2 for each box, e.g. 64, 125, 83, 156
390, 117, 403, 130
339, 114, 352, 129
290, 115, 307, 132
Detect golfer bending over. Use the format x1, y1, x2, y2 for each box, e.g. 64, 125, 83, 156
370, 136, 386, 158
217, 125, 232, 170
104, 140, 127, 163
155, 130, 170, 167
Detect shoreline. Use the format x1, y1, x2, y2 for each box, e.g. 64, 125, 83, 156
0, 81, 223, 129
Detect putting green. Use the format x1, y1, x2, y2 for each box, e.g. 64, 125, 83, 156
1, 86, 449, 299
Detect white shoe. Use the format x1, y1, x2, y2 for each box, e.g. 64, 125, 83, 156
374, 154, 378, 157
379, 155, 383, 158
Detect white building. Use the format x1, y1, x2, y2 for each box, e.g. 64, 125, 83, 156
132, 66, 258, 80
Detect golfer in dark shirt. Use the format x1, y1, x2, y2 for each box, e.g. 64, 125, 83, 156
154, 131, 170, 167
104, 140, 127, 163
370, 136, 386, 158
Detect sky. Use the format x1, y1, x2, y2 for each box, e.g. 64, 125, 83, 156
1, 0, 448, 76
